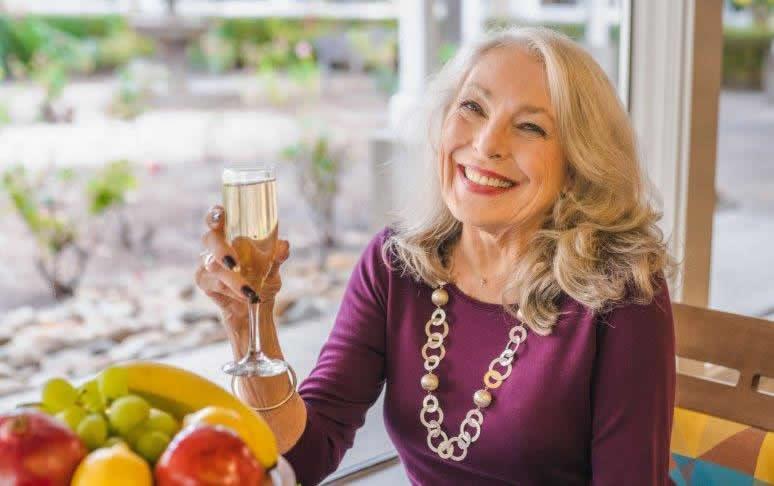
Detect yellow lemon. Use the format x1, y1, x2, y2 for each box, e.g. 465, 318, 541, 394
71, 443, 152, 486
184, 406, 275, 467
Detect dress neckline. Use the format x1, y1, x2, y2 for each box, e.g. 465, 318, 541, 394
444, 282, 511, 312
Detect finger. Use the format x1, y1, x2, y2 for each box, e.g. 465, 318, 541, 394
202, 228, 239, 272
196, 265, 242, 301
274, 239, 290, 264
210, 262, 261, 304
206, 205, 226, 233
201, 251, 219, 273
196, 266, 255, 303
265, 240, 290, 280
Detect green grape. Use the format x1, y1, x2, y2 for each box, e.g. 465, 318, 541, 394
135, 430, 171, 463
77, 380, 106, 413
104, 436, 126, 447
145, 408, 179, 436
108, 395, 150, 436
77, 413, 108, 450
55, 405, 86, 431
42, 378, 78, 413
97, 366, 128, 402
124, 423, 149, 448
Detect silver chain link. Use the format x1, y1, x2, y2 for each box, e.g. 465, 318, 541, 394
419, 286, 527, 462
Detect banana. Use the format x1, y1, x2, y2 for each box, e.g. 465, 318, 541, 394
121, 361, 279, 469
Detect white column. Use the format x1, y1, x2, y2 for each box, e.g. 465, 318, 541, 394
461, 0, 486, 44
587, 0, 610, 49
586, 0, 615, 82
628, 0, 723, 306
514, 0, 542, 23
389, 0, 439, 129
370, 0, 440, 230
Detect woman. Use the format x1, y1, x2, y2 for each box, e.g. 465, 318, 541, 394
196, 27, 676, 485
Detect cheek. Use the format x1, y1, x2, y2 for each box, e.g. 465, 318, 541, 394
441, 113, 473, 153
519, 144, 566, 194
438, 115, 470, 188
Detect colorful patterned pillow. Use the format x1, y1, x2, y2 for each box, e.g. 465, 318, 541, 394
670, 407, 774, 485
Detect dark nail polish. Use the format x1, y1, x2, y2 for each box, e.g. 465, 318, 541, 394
223, 255, 237, 270
241, 285, 260, 303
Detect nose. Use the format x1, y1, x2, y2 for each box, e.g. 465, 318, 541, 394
473, 118, 509, 161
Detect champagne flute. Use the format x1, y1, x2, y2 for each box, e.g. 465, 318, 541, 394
220, 166, 288, 377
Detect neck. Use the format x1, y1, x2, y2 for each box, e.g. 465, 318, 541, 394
450, 223, 534, 285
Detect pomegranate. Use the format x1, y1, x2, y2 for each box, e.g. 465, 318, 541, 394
0, 409, 87, 486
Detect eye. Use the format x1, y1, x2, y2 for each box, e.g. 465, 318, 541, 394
459, 100, 484, 115
518, 123, 546, 137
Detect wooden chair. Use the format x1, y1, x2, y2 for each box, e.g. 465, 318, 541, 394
672, 302, 774, 431
670, 302, 774, 484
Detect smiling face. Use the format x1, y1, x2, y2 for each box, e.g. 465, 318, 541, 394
439, 45, 567, 235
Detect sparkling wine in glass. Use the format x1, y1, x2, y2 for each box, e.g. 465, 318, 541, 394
220, 167, 288, 377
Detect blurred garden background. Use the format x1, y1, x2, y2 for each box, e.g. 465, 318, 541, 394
0, 0, 401, 397
0, 1, 773, 480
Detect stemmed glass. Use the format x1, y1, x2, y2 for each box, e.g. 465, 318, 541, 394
220, 167, 288, 377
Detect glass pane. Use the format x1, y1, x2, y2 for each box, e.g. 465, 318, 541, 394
709, 4, 774, 320
0, 1, 635, 483
447, 0, 628, 99
0, 0, 395, 469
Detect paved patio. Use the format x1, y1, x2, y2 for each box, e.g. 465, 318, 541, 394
710, 90, 774, 319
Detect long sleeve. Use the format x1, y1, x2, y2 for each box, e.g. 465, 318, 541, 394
283, 230, 390, 485
590, 280, 676, 486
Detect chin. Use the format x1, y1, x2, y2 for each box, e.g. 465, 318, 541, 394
447, 206, 506, 231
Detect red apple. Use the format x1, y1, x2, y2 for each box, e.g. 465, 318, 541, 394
0, 409, 88, 486
155, 424, 265, 486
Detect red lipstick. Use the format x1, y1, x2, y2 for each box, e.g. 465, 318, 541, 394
456, 164, 519, 196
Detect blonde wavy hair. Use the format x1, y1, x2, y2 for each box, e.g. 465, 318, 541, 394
382, 26, 675, 336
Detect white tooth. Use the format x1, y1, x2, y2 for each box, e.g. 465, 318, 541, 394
464, 166, 513, 188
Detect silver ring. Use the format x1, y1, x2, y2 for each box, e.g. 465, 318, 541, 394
200, 250, 215, 267
230, 365, 298, 412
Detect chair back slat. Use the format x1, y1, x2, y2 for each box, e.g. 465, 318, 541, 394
672, 302, 774, 431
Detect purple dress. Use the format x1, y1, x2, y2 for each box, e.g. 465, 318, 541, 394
285, 228, 676, 485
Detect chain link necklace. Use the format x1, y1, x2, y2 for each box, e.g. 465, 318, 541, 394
419, 282, 527, 462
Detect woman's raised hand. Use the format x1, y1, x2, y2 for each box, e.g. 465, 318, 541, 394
195, 205, 290, 331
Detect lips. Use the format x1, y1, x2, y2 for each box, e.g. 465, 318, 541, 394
455, 164, 519, 196
458, 164, 517, 184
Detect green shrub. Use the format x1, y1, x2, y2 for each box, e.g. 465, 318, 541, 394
723, 27, 774, 89
1, 161, 137, 299
0, 16, 152, 75
188, 24, 238, 73
96, 28, 154, 70
282, 127, 349, 267
34, 15, 126, 39
486, 19, 587, 41
193, 18, 396, 70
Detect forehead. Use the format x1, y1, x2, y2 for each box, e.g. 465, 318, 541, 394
462, 45, 552, 110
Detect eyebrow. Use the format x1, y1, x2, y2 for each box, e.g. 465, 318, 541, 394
465, 82, 555, 124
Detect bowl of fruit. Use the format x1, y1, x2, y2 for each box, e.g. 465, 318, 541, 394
0, 361, 295, 486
